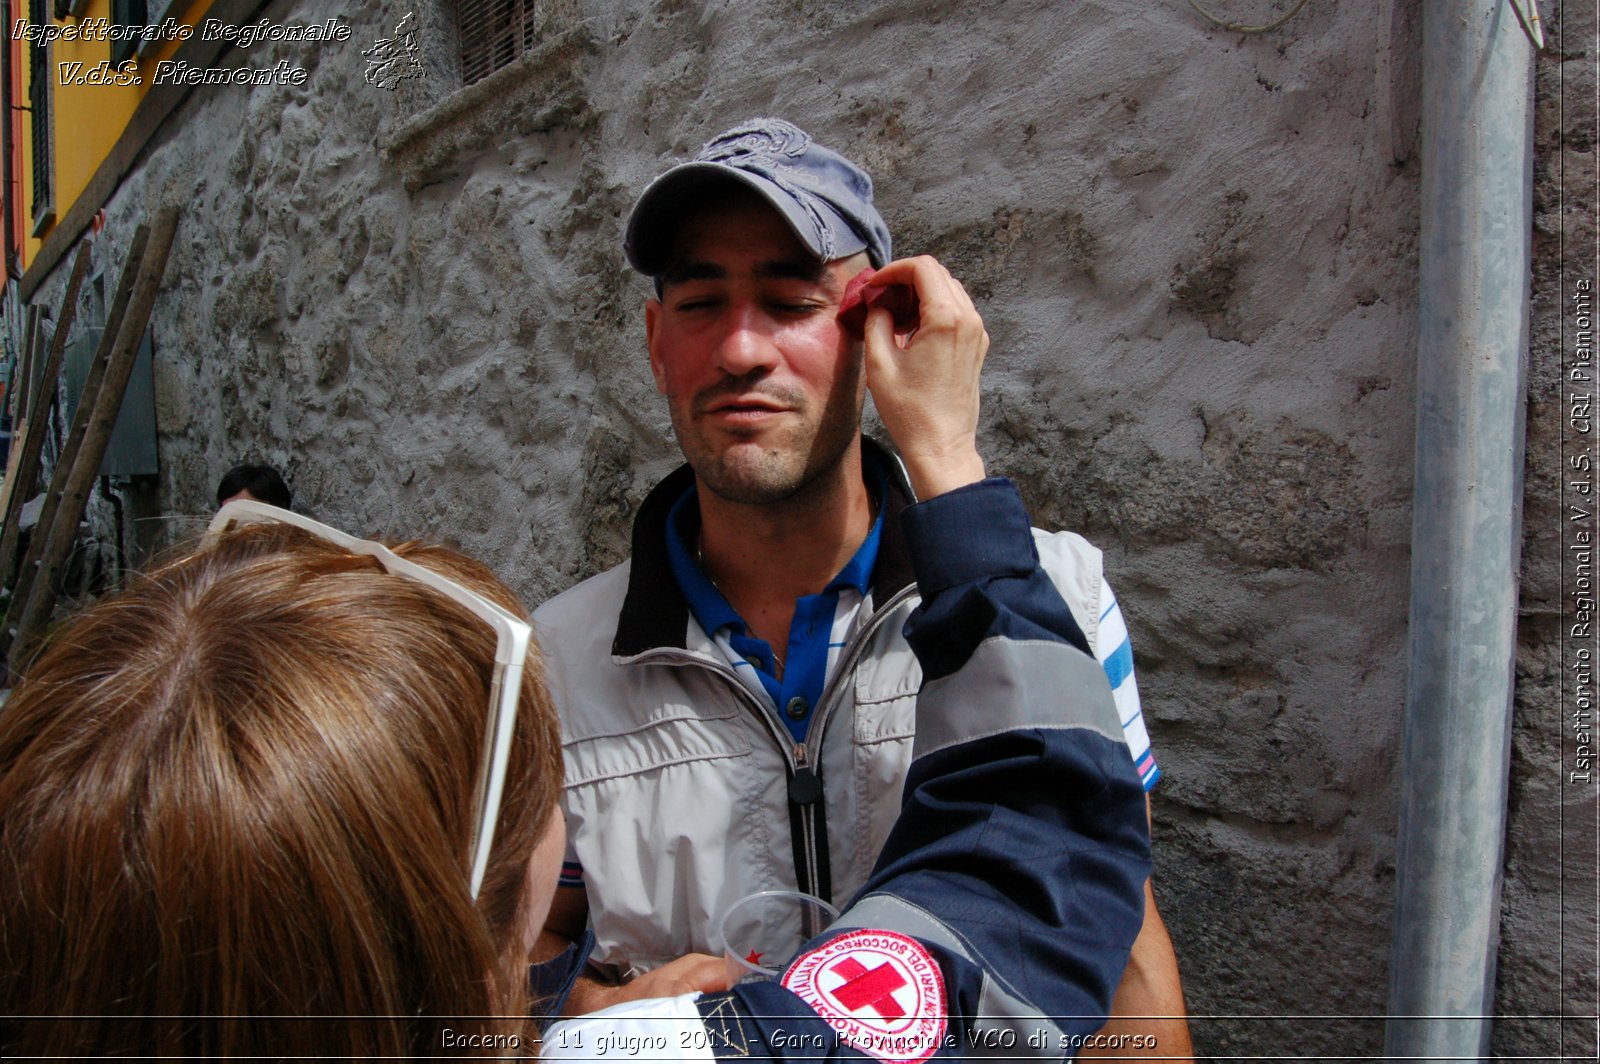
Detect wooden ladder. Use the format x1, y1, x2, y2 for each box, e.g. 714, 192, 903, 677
1, 207, 178, 674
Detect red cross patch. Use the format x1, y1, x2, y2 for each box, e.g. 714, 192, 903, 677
781, 928, 947, 1064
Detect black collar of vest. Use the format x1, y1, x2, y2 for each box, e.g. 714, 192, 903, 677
611, 438, 919, 658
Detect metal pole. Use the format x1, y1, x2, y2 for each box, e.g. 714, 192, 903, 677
1386, 1, 1533, 1059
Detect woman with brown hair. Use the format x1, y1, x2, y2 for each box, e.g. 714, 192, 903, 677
0, 503, 564, 1057
1, 482, 1155, 1062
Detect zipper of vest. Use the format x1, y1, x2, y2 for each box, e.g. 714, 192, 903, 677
788, 741, 828, 900
631, 585, 917, 904
623, 646, 833, 900
787, 583, 919, 903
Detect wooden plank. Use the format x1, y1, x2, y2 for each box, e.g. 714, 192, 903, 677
13, 305, 40, 420
0, 226, 148, 623
4, 208, 176, 671
0, 245, 95, 587
0, 309, 43, 506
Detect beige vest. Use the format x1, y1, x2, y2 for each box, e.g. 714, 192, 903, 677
533, 528, 1104, 976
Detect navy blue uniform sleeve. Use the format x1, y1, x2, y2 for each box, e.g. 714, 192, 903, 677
542, 479, 1151, 1063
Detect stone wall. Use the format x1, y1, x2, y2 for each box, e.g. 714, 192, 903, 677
25, 0, 1587, 1056
1502, 2, 1598, 1059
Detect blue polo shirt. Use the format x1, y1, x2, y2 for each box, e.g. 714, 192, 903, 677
665, 480, 885, 745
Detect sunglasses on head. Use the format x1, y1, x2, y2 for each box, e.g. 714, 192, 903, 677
208, 499, 531, 901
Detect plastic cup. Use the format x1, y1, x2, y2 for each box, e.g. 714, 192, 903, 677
713, 890, 840, 984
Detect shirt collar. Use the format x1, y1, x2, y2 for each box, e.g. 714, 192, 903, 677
613, 441, 919, 658
664, 488, 745, 637
663, 458, 890, 639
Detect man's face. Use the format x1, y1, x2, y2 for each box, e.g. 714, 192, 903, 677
645, 195, 868, 506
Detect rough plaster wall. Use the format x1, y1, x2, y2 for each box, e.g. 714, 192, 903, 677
1498, 3, 1600, 1060
28, 0, 1577, 1056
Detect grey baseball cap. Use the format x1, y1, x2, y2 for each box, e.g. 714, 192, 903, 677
624, 118, 893, 275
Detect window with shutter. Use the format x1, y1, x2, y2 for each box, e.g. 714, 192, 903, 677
27, 0, 52, 229
457, 0, 537, 86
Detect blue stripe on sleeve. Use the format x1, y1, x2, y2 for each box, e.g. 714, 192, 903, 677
1102, 638, 1134, 690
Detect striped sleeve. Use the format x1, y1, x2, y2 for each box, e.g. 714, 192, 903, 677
1097, 580, 1160, 791
559, 835, 586, 889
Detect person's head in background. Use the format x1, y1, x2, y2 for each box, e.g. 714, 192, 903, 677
215, 462, 292, 510
0, 519, 563, 1058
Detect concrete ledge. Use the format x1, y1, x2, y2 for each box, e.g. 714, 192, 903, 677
380, 22, 598, 193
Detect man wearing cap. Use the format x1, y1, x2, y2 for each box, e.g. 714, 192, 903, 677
533, 119, 1189, 1055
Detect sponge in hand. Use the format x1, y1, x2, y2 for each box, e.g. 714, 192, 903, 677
837, 268, 920, 338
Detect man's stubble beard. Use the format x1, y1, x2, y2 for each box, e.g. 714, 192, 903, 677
673, 359, 866, 507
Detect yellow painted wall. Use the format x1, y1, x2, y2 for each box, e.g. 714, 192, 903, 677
19, 0, 215, 267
